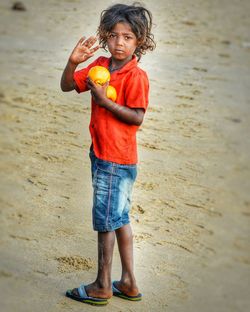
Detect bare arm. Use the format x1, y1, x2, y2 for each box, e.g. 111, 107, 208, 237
102, 99, 145, 126
60, 60, 77, 91
60, 36, 99, 92
87, 78, 145, 126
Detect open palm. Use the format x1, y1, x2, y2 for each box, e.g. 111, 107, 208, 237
69, 36, 99, 65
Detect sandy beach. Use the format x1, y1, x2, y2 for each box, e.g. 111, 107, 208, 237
0, 0, 250, 311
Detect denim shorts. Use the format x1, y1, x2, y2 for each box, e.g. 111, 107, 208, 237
89, 149, 137, 232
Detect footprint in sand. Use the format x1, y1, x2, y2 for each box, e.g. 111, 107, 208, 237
178, 82, 193, 86
137, 181, 158, 191
27, 176, 48, 190
181, 20, 196, 26
134, 232, 152, 243
34, 151, 73, 164
161, 241, 193, 254
131, 204, 145, 215
139, 142, 163, 151
34, 270, 49, 276
6, 211, 24, 225
9, 234, 38, 242
56, 227, 75, 236
166, 215, 185, 223
163, 40, 179, 45
193, 67, 208, 72
184, 201, 223, 217
192, 89, 202, 95
195, 224, 214, 236
55, 256, 95, 273
176, 95, 194, 101
193, 241, 216, 257
131, 204, 145, 223
176, 103, 194, 109
205, 76, 228, 81
147, 106, 162, 113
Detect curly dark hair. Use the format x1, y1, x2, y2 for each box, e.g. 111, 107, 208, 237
97, 3, 156, 61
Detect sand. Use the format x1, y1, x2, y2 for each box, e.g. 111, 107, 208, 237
0, 0, 250, 311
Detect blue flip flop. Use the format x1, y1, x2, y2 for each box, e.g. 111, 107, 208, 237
66, 284, 108, 306
112, 281, 142, 301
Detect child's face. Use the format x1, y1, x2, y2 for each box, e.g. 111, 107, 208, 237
107, 22, 138, 62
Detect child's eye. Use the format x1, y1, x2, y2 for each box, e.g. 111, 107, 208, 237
125, 36, 132, 40
109, 34, 115, 38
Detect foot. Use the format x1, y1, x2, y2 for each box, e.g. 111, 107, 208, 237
113, 280, 140, 297
71, 281, 112, 299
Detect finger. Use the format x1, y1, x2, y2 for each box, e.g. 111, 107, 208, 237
87, 77, 95, 88
80, 36, 97, 47
79, 36, 86, 45
87, 81, 92, 90
90, 90, 97, 100
82, 36, 97, 48
88, 77, 95, 86
90, 45, 100, 53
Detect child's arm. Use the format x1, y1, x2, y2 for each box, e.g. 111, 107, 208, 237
60, 36, 99, 92
104, 102, 145, 126
87, 79, 145, 126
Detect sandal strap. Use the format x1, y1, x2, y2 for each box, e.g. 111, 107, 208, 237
78, 284, 87, 298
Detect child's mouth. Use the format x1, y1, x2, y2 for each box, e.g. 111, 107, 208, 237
115, 49, 124, 53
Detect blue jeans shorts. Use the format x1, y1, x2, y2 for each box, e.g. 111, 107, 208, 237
89, 148, 137, 232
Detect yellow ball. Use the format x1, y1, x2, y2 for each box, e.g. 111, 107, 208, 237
106, 85, 117, 102
88, 66, 110, 85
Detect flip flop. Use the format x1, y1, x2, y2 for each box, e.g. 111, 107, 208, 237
112, 281, 142, 301
66, 284, 108, 306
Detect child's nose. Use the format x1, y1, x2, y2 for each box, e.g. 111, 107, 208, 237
116, 36, 124, 46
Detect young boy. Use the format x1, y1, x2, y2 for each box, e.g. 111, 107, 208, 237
61, 3, 155, 306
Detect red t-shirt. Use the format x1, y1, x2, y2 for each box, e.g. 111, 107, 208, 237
73, 55, 149, 164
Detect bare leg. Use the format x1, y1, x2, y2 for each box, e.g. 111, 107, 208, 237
72, 231, 115, 299
114, 224, 139, 296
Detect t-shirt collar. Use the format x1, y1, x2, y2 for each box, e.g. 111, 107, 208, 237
108, 55, 138, 74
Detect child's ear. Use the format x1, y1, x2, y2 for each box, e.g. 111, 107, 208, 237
136, 38, 144, 47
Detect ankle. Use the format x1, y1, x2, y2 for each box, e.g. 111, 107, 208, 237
95, 279, 111, 289
115, 280, 139, 296
121, 274, 136, 285
120, 278, 137, 289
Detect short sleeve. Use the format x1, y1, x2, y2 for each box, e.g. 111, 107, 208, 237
124, 70, 149, 111
73, 58, 100, 93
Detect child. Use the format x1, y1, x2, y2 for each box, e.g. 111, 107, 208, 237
61, 3, 155, 306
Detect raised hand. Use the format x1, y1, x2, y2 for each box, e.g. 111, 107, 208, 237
69, 36, 99, 65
